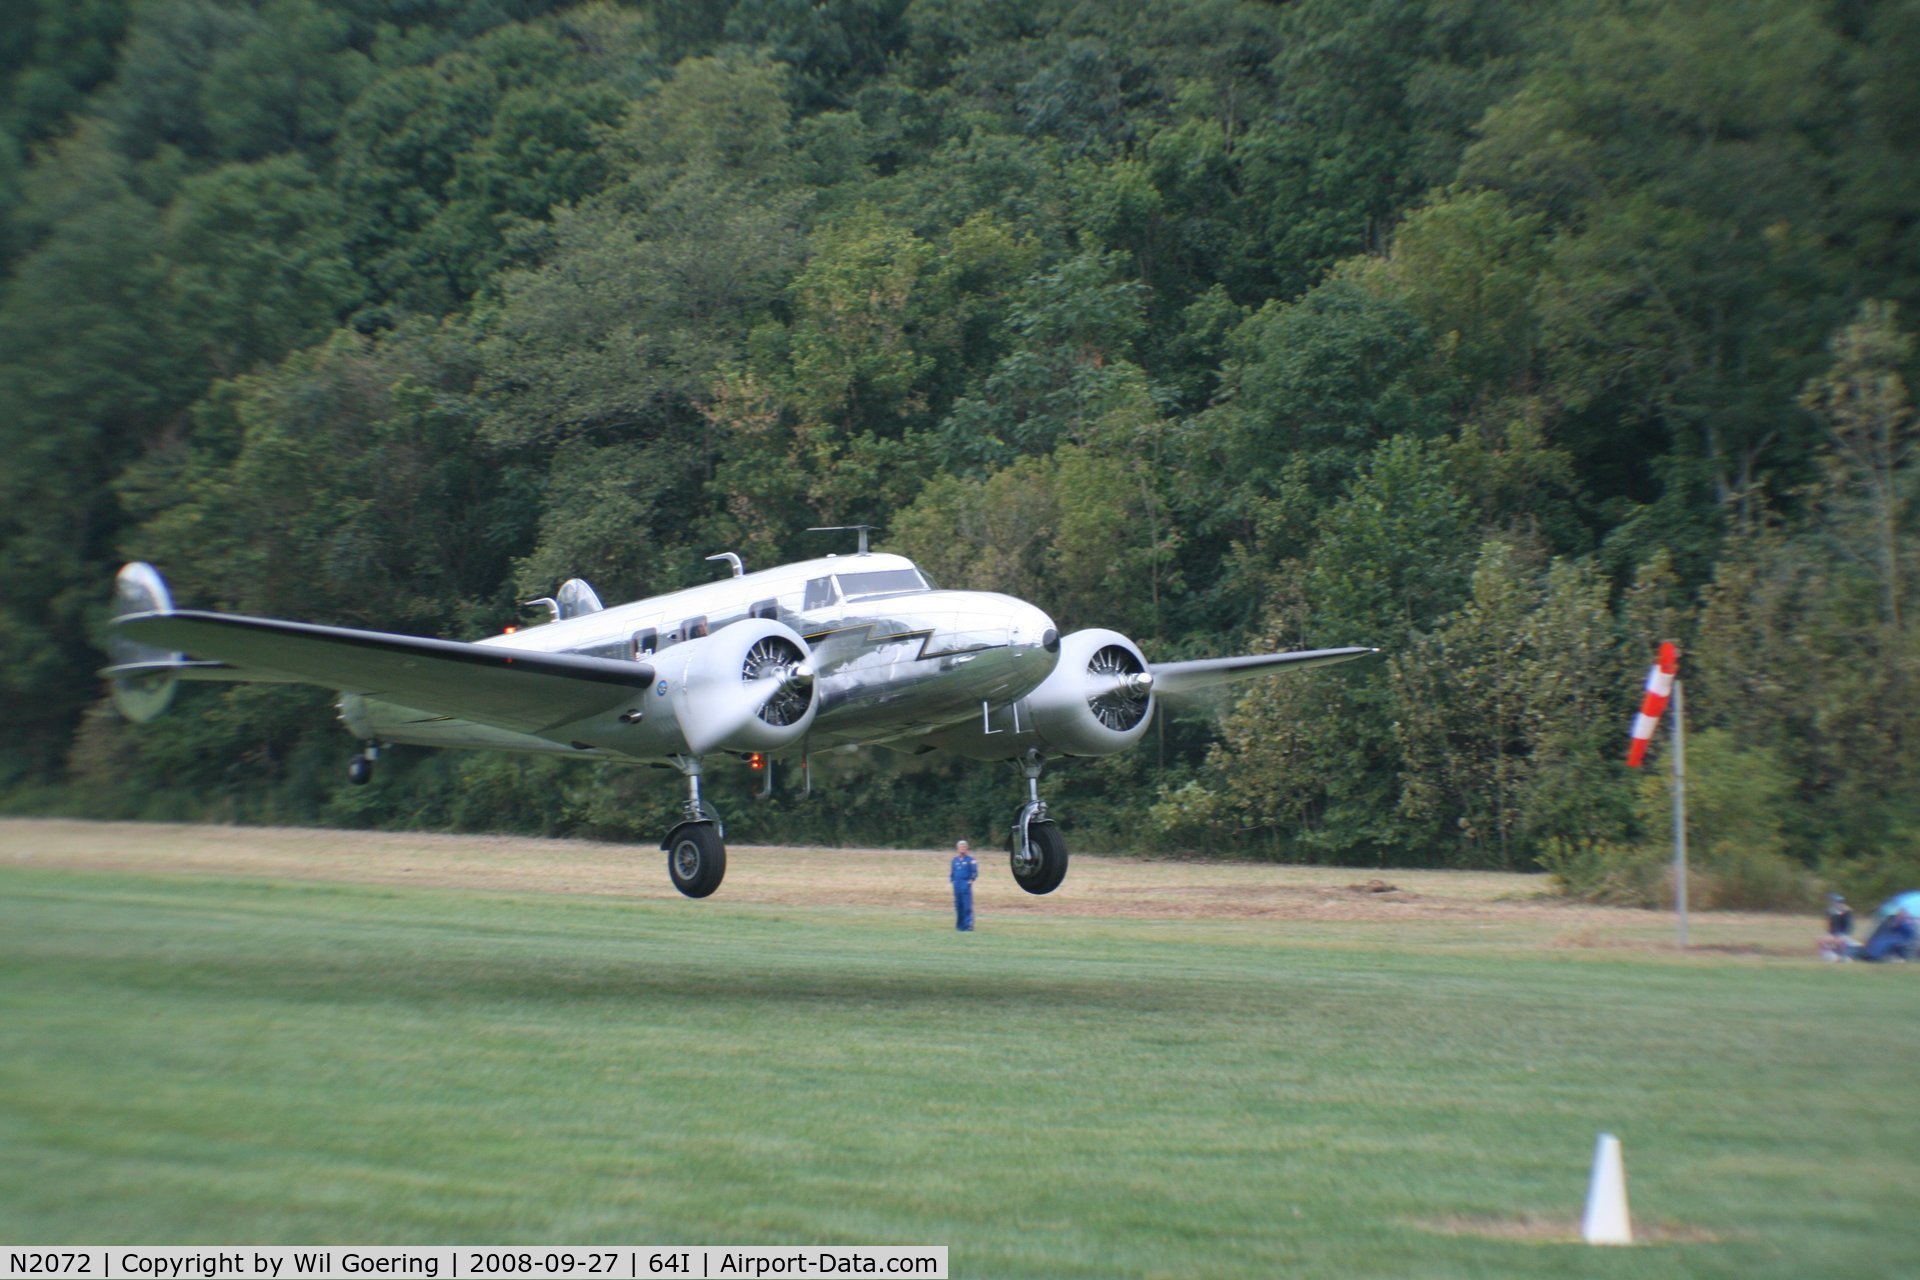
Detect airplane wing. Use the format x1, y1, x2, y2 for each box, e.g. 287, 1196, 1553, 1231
111, 610, 655, 736
1149, 646, 1377, 698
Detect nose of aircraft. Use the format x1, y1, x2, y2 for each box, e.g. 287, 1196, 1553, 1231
917, 590, 1060, 691
1005, 598, 1060, 676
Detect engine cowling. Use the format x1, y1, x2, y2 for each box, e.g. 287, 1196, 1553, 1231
655, 618, 818, 755
929, 628, 1154, 760
1025, 628, 1154, 756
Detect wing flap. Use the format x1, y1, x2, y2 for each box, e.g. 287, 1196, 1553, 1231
113, 611, 655, 735
1150, 646, 1377, 698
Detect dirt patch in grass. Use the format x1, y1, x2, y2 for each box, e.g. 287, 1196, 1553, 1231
0, 817, 1542, 921
1551, 924, 1806, 957
0, 818, 1814, 955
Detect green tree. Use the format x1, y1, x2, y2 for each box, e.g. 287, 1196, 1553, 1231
1798, 300, 1915, 632
336, 19, 643, 316
198, 0, 373, 161
1235, 0, 1537, 295
480, 168, 804, 453
2, 0, 130, 143
0, 124, 191, 779
1189, 435, 1474, 862
723, 0, 909, 110
131, 328, 515, 633
1352, 188, 1547, 400
935, 249, 1149, 468
1390, 540, 1539, 867
1462, 0, 1854, 515
160, 154, 362, 374
786, 206, 936, 428
1222, 277, 1446, 495
98, 0, 254, 159
1393, 544, 1627, 868
891, 383, 1180, 640
1691, 302, 1920, 860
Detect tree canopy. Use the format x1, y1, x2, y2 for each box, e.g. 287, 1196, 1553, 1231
5, 0, 1918, 904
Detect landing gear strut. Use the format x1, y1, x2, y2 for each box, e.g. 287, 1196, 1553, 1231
661, 756, 726, 898
347, 742, 379, 785
1009, 749, 1068, 894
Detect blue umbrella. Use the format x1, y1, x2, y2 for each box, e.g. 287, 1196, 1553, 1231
1874, 890, 1920, 919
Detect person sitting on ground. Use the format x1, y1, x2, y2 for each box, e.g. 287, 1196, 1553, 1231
1851, 908, 1917, 963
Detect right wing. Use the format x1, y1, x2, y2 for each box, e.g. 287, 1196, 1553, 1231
110, 610, 655, 736
1149, 647, 1378, 698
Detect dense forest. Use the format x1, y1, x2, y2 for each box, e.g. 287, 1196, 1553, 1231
3, 0, 1918, 905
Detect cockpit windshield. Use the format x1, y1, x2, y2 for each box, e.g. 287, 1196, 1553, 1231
834, 568, 931, 601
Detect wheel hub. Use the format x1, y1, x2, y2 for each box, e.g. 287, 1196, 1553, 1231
672, 839, 703, 879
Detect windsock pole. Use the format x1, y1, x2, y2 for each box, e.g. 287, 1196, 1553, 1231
1627, 643, 1687, 947
1670, 680, 1688, 948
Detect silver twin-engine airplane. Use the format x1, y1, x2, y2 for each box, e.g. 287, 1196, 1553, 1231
103, 529, 1373, 898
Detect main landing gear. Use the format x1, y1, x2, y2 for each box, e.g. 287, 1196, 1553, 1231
1009, 749, 1068, 894
662, 756, 726, 898
347, 742, 379, 785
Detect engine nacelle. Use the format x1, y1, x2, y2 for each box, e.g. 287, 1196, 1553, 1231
654, 618, 818, 755
929, 628, 1154, 761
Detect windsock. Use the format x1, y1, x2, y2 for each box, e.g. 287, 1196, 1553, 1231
1626, 642, 1679, 768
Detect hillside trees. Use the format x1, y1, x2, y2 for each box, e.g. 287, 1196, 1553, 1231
1, 0, 1918, 888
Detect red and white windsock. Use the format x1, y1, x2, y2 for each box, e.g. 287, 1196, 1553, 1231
1626, 642, 1679, 768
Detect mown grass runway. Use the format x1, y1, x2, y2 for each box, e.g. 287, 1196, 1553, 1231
2, 821, 1915, 1278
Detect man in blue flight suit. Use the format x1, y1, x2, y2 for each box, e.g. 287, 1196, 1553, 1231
950, 839, 978, 932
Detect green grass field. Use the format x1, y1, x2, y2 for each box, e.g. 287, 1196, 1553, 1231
2, 820, 1916, 1278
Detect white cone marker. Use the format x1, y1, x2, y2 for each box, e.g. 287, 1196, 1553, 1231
1581, 1132, 1633, 1245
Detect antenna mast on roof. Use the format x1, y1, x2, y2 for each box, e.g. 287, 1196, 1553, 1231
806, 525, 876, 556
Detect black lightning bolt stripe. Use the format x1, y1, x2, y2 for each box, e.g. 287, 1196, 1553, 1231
801, 621, 1005, 661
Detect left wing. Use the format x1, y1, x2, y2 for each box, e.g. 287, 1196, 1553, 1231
112, 610, 655, 736
1149, 646, 1377, 698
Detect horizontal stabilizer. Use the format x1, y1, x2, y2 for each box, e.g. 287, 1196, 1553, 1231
97, 657, 292, 683
113, 610, 656, 736
1149, 646, 1377, 698
106, 561, 185, 721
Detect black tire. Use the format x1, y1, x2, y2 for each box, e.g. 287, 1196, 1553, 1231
667, 823, 727, 898
347, 756, 372, 786
1011, 820, 1068, 895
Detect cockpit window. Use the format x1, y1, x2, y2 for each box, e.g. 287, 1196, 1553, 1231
833, 568, 931, 601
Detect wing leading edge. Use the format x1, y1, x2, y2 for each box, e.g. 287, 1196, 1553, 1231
1149, 646, 1377, 698
112, 611, 656, 736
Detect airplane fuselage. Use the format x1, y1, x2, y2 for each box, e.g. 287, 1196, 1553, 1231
338, 553, 1061, 760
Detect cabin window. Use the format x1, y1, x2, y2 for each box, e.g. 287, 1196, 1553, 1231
750, 598, 778, 621
631, 629, 657, 659
684, 616, 708, 640
833, 568, 930, 601
803, 577, 837, 610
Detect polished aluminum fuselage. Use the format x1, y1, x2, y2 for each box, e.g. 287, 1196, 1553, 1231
341, 554, 1059, 758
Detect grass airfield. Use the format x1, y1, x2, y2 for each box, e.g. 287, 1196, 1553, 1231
2, 819, 1915, 1278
